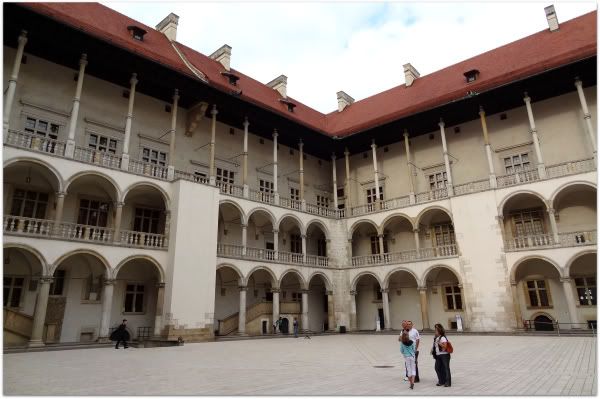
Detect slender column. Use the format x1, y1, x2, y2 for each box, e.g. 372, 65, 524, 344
301, 234, 307, 262
3, 30, 27, 138
344, 148, 352, 209
349, 290, 357, 331
547, 208, 560, 244
164, 210, 171, 243
381, 289, 391, 330
271, 288, 280, 334
113, 201, 124, 243
560, 277, 581, 328
167, 89, 179, 180
237, 286, 247, 335
332, 153, 339, 209
371, 140, 381, 209
208, 105, 218, 185
301, 289, 309, 332
272, 229, 279, 260
479, 107, 497, 188
53, 191, 66, 233
242, 117, 249, 198
497, 215, 506, 241
418, 287, 430, 330
523, 93, 546, 178
413, 228, 420, 252
241, 224, 247, 256
65, 53, 88, 158
28, 276, 52, 347
574, 79, 596, 161
510, 281, 523, 329
378, 234, 385, 255
272, 129, 279, 205
299, 139, 306, 210
403, 130, 416, 204
438, 119, 454, 196
154, 282, 166, 336
327, 290, 335, 331
120, 73, 138, 171
98, 279, 115, 341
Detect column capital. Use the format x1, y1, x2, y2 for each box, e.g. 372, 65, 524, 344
413, 228, 419, 233
18, 30, 28, 45
241, 223, 248, 228
103, 279, 117, 286
350, 290, 357, 296
403, 129, 409, 138
211, 104, 218, 116
371, 139, 377, 149
331, 153, 337, 161
272, 229, 279, 234
239, 285, 248, 291
301, 234, 307, 239
55, 191, 67, 198
271, 288, 281, 294
156, 282, 166, 289
243, 117, 249, 127
523, 92, 531, 103
301, 289, 309, 294
114, 201, 125, 208
130, 72, 138, 86
479, 105, 485, 115
39, 276, 54, 284
344, 147, 350, 156
326, 290, 333, 296
380, 288, 389, 294
510, 280, 517, 286
547, 207, 556, 215
438, 119, 445, 128
172, 88, 180, 102
529, 128, 538, 135
559, 277, 572, 284
417, 286, 427, 293
574, 78, 583, 88
298, 139, 304, 149
272, 129, 278, 138
79, 53, 88, 67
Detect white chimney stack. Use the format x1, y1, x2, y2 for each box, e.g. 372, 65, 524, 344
337, 91, 355, 112
210, 44, 232, 71
403, 63, 420, 87
156, 13, 179, 42
545, 5, 559, 32
267, 75, 288, 98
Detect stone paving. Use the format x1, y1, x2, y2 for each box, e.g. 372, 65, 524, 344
3, 334, 597, 395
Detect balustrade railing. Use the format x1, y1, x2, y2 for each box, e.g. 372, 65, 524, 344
6, 129, 66, 156
278, 251, 305, 264
453, 179, 491, 196
306, 203, 338, 217
350, 202, 377, 216
129, 159, 169, 180
496, 169, 540, 188
55, 222, 113, 243
351, 245, 454, 267
120, 230, 167, 248
217, 243, 245, 257
305, 254, 329, 267
416, 187, 448, 203
504, 233, 555, 251
173, 170, 209, 184
280, 197, 302, 210
216, 181, 244, 197
558, 230, 597, 247
249, 189, 274, 204
546, 158, 596, 179
217, 244, 330, 267
382, 196, 411, 210
73, 146, 121, 169
3, 216, 54, 237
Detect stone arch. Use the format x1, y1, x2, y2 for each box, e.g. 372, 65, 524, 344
415, 205, 453, 227
498, 189, 548, 216
421, 264, 462, 287
122, 181, 171, 209
350, 271, 383, 291
277, 213, 305, 235
381, 212, 415, 232
247, 207, 277, 227
51, 249, 111, 277
244, 265, 277, 287
348, 218, 380, 239
216, 263, 244, 285
218, 199, 247, 225
509, 255, 563, 282
305, 219, 330, 240
3, 156, 65, 192
279, 268, 308, 290
382, 267, 420, 289
64, 170, 121, 202
565, 250, 597, 276
113, 255, 165, 282
549, 180, 597, 208
3, 243, 49, 276
307, 271, 333, 291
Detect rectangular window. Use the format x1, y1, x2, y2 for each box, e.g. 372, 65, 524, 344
526, 279, 550, 307
444, 285, 463, 310
337, 188, 345, 198
429, 172, 448, 190
259, 179, 274, 194
141, 147, 168, 166
77, 199, 110, 227
10, 189, 48, 219
433, 224, 456, 246
317, 195, 329, 208
366, 187, 384, 203
88, 133, 118, 154
216, 168, 235, 184
317, 239, 327, 257
3, 276, 25, 308
290, 187, 300, 201
290, 234, 302, 254
24, 117, 59, 140
133, 208, 161, 234
124, 283, 145, 313
512, 209, 544, 237
504, 153, 531, 174
575, 277, 597, 306
49, 270, 66, 296
370, 235, 388, 254
83, 274, 103, 301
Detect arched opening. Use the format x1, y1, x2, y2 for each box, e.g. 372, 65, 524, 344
279, 216, 303, 262
306, 221, 328, 263
423, 266, 464, 331
247, 210, 275, 257
416, 208, 457, 258
569, 252, 597, 329
354, 274, 383, 330
218, 202, 245, 254
553, 184, 596, 246
533, 314, 555, 331
386, 270, 420, 330
351, 221, 379, 264
501, 192, 552, 249
235, 268, 275, 336
308, 274, 329, 332
214, 265, 243, 336
3, 246, 45, 347
382, 215, 417, 258
279, 271, 304, 332
121, 184, 168, 247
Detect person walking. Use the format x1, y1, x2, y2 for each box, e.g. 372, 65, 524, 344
432, 323, 451, 387
399, 332, 416, 389
293, 317, 299, 338
407, 321, 421, 382
273, 318, 278, 334
110, 319, 130, 349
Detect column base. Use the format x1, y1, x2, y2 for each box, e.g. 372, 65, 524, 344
301, 200, 306, 212
27, 339, 45, 348
274, 193, 280, 206
64, 139, 76, 158
209, 176, 216, 186
243, 184, 249, 198
446, 184, 454, 197
489, 174, 497, 188
167, 165, 175, 181
537, 164, 547, 179
409, 193, 416, 204
121, 153, 130, 171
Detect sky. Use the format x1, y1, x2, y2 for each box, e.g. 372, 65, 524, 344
105, 1, 597, 114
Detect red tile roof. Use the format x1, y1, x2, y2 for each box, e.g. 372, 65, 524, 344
22, 3, 597, 138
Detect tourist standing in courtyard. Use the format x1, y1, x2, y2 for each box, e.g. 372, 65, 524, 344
110, 319, 130, 349
432, 323, 451, 387
293, 317, 299, 338
400, 332, 416, 389
407, 321, 421, 382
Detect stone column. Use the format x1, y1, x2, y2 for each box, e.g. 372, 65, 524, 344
574, 79, 596, 162
331, 153, 339, 209
301, 234, 307, 263
479, 107, 497, 188
209, 105, 218, 185
523, 93, 546, 178
272, 229, 279, 260
3, 30, 27, 137
547, 208, 560, 244
120, 73, 138, 171
272, 288, 280, 333
113, 201, 124, 243
242, 117, 249, 198
164, 210, 171, 245
403, 130, 416, 204
241, 224, 247, 256
413, 228, 420, 252
299, 139, 306, 211
510, 281, 523, 329
438, 119, 454, 196
371, 140, 381, 209
154, 282, 166, 336
301, 289, 309, 332
53, 191, 66, 234
561, 277, 581, 328
65, 53, 88, 158
98, 279, 115, 341
350, 290, 358, 331
237, 285, 247, 335
327, 290, 335, 331
167, 89, 179, 180
344, 148, 352, 209
418, 287, 430, 330
273, 129, 279, 205
378, 234, 385, 255
381, 289, 391, 331
28, 276, 52, 347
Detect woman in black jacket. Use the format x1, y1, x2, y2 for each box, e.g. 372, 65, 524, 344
110, 319, 130, 349
432, 323, 451, 387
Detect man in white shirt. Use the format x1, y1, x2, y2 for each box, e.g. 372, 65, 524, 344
407, 321, 421, 382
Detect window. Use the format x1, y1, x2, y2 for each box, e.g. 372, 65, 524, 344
317, 195, 329, 208
127, 25, 147, 41
290, 234, 302, 254
216, 168, 235, 184
83, 274, 103, 301
77, 199, 110, 227
259, 179, 274, 194
504, 153, 531, 174
429, 172, 448, 190
370, 235, 388, 255
317, 239, 327, 257
4, 276, 25, 308
290, 188, 300, 201
575, 277, 596, 306
444, 285, 463, 310
366, 187, 384, 203
512, 210, 544, 237
141, 147, 168, 166
10, 189, 48, 219
526, 279, 551, 307
337, 188, 345, 198
49, 270, 66, 296
24, 117, 59, 140
291, 292, 301, 302
88, 134, 118, 154
433, 224, 455, 246
463, 69, 480, 83
133, 208, 161, 234
124, 283, 145, 313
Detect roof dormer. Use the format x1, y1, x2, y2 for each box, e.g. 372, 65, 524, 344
127, 25, 147, 41
463, 69, 480, 83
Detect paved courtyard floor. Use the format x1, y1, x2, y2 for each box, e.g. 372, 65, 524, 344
3, 334, 597, 395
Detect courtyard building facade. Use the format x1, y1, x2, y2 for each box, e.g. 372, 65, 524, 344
2, 3, 597, 346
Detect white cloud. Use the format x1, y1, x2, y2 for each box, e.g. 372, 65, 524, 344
106, 1, 596, 113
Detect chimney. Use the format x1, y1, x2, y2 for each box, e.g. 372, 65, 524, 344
210, 44, 232, 71
403, 63, 420, 87
336, 91, 355, 112
545, 5, 559, 32
156, 13, 179, 42
267, 75, 287, 98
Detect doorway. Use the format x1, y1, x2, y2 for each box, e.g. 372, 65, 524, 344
262, 320, 267, 334
378, 308, 385, 330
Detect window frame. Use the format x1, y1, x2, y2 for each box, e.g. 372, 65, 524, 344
49, 270, 67, 297
574, 276, 596, 306
81, 273, 103, 303
133, 206, 162, 234
123, 282, 146, 314
523, 278, 553, 309
366, 186, 384, 204
259, 179, 274, 195
428, 171, 448, 190
4, 275, 26, 309
216, 167, 235, 185
510, 209, 545, 237
141, 146, 168, 166
442, 284, 463, 311
77, 197, 111, 227
504, 153, 531, 175
87, 132, 119, 155
24, 116, 60, 140
316, 195, 329, 208
10, 189, 49, 219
